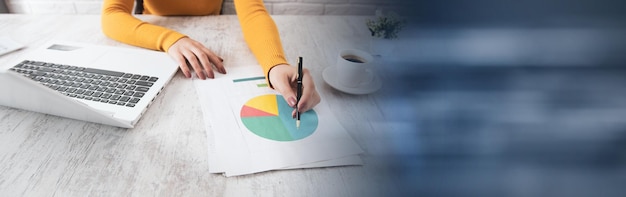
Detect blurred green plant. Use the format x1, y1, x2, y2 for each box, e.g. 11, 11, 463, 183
366, 10, 405, 39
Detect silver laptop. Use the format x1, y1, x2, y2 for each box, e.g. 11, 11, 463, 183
0, 41, 178, 128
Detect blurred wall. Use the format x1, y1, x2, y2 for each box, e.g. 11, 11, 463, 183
5, 0, 401, 15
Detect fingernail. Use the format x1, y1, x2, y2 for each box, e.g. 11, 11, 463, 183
288, 97, 297, 107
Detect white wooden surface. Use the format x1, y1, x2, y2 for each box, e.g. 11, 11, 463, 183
0, 14, 397, 196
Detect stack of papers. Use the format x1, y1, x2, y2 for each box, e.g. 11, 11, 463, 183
193, 66, 364, 177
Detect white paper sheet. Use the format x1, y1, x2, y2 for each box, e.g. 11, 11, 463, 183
194, 65, 363, 176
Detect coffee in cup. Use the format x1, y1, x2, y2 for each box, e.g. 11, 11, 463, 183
342, 55, 366, 63
336, 49, 374, 88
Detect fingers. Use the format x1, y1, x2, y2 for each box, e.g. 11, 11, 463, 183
168, 38, 226, 80
202, 47, 226, 74
272, 70, 298, 106
183, 50, 208, 79
195, 46, 228, 78
171, 53, 192, 78
288, 70, 320, 118
269, 64, 321, 118
295, 69, 320, 113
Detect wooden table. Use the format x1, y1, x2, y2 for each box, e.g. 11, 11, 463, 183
0, 14, 398, 196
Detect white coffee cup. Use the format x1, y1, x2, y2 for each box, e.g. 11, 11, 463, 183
336, 49, 374, 88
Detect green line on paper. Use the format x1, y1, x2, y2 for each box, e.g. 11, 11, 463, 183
233, 76, 265, 83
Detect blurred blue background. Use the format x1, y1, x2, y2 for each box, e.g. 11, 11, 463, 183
380, 0, 626, 196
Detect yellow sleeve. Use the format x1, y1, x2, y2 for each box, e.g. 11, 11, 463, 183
234, 0, 289, 78
101, 0, 186, 52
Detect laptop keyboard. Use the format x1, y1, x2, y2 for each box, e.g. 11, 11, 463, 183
9, 60, 159, 108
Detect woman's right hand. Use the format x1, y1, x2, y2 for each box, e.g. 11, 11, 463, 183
167, 37, 226, 79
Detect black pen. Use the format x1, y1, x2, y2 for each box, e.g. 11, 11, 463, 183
296, 57, 303, 129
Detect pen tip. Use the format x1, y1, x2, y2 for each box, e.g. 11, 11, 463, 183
296, 120, 300, 129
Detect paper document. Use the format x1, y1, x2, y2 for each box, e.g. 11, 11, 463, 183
193, 65, 363, 176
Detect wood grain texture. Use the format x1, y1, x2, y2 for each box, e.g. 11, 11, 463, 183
0, 14, 397, 197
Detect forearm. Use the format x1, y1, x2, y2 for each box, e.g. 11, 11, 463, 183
101, 0, 186, 52
234, 0, 288, 77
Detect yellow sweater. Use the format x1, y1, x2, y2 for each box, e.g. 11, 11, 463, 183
101, 0, 287, 77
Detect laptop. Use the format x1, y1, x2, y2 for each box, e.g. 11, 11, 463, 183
0, 40, 178, 128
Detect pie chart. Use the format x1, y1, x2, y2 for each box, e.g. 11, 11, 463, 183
240, 94, 318, 141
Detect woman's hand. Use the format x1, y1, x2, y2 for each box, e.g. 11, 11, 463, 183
269, 64, 321, 117
167, 37, 226, 79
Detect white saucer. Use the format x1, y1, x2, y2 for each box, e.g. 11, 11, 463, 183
322, 66, 382, 95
